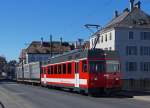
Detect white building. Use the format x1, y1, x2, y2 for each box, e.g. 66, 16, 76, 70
90, 1, 150, 90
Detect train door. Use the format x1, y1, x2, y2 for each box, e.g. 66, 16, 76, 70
75, 61, 80, 87
43, 67, 47, 85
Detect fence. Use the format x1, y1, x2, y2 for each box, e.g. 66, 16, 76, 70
123, 79, 150, 91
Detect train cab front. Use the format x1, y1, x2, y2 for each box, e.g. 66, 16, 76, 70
88, 59, 122, 95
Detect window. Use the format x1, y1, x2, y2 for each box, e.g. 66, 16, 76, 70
105, 48, 108, 50
82, 60, 87, 73
89, 61, 105, 73
68, 63, 72, 74
106, 61, 120, 72
48, 66, 51, 74
110, 32, 112, 40
141, 32, 150, 40
140, 46, 150, 56
44, 68, 46, 74
63, 64, 66, 74
126, 46, 137, 55
58, 65, 62, 74
105, 34, 107, 42
129, 31, 134, 40
101, 36, 103, 43
54, 65, 57, 74
51, 66, 53, 74
92, 39, 94, 46
140, 62, 150, 72
109, 47, 112, 50
126, 62, 137, 72
97, 34, 100, 44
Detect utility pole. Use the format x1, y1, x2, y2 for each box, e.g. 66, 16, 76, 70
21, 50, 24, 81
50, 35, 53, 57
60, 37, 62, 54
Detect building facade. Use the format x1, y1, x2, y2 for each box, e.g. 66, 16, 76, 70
19, 41, 73, 64
90, 1, 150, 90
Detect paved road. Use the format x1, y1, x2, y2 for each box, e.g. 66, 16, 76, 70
0, 81, 150, 108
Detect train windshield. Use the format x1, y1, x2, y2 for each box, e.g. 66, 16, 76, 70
89, 61, 105, 73
106, 60, 120, 72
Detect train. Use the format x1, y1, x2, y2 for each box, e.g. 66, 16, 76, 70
16, 49, 122, 95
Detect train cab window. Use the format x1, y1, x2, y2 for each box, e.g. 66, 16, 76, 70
51, 66, 54, 74
54, 65, 57, 74
89, 61, 105, 73
106, 61, 120, 72
58, 65, 62, 74
68, 63, 72, 74
48, 66, 51, 74
63, 64, 66, 74
82, 60, 87, 73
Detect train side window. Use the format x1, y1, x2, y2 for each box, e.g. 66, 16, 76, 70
54, 65, 57, 74
48, 66, 51, 74
82, 60, 87, 73
68, 63, 72, 74
63, 64, 66, 74
44, 68, 46, 74
58, 65, 62, 74
51, 66, 53, 74
41, 68, 43, 74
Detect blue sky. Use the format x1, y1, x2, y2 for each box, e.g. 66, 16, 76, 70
0, 0, 150, 61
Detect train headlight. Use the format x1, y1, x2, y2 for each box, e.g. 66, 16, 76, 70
94, 77, 98, 81
116, 78, 119, 80
104, 74, 109, 79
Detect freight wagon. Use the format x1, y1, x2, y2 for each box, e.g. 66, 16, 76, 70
16, 62, 41, 84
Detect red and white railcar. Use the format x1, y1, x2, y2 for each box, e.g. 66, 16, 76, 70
41, 49, 122, 95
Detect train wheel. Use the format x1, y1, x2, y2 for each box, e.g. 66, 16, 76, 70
69, 88, 73, 92
104, 89, 112, 96
80, 90, 87, 95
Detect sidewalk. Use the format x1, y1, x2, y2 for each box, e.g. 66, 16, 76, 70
134, 96, 150, 102
120, 90, 150, 102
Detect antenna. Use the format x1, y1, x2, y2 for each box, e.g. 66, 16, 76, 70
84, 24, 101, 34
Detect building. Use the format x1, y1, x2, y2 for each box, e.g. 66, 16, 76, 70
90, 0, 150, 90
19, 41, 74, 64
74, 39, 90, 49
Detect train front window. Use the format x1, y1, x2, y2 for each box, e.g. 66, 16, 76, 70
106, 61, 120, 72
89, 61, 105, 73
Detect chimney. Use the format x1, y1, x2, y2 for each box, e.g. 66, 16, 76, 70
41, 37, 44, 47
135, 1, 141, 9
129, 0, 135, 11
115, 10, 119, 17
123, 8, 129, 12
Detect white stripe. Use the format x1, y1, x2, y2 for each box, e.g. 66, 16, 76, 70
41, 78, 87, 85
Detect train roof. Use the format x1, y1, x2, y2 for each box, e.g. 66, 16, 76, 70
42, 49, 118, 66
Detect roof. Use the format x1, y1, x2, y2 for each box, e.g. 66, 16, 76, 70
91, 7, 150, 37
105, 7, 150, 29
24, 41, 73, 54
44, 49, 118, 65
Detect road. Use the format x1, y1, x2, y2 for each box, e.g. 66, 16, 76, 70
0, 81, 150, 108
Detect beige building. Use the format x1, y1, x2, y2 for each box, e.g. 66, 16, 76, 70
90, 1, 150, 90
